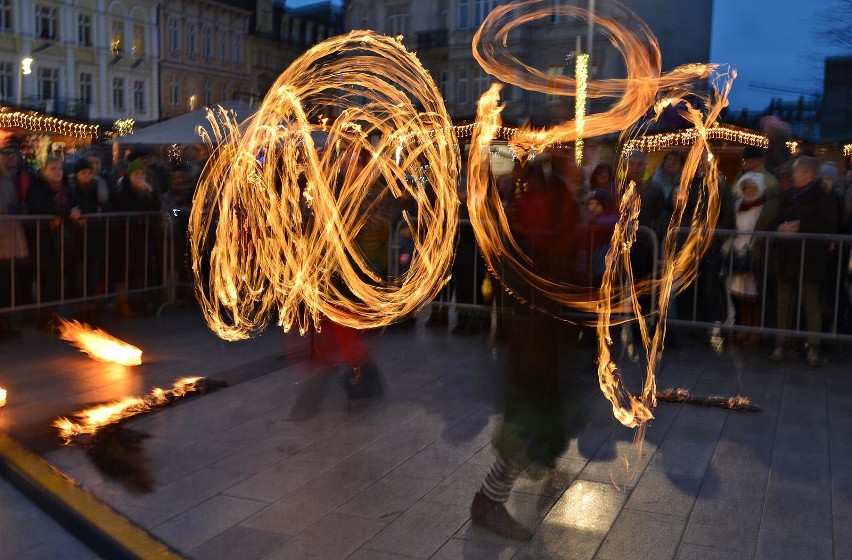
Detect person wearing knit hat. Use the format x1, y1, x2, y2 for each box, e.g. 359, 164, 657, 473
818, 162, 840, 193
73, 157, 93, 175
111, 151, 161, 318
738, 145, 780, 200
733, 171, 766, 200
587, 188, 609, 214
728, 171, 776, 347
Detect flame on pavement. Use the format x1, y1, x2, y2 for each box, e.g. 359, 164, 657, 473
57, 318, 142, 366
53, 377, 203, 444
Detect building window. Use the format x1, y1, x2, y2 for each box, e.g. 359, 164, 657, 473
457, 68, 468, 104
203, 81, 212, 106
79, 72, 92, 105
35, 5, 58, 40
112, 77, 125, 111
219, 84, 227, 102
170, 78, 179, 108
168, 18, 179, 53
218, 31, 227, 60
111, 20, 124, 53
474, 0, 487, 25
38, 67, 59, 100
232, 37, 241, 63
459, 0, 469, 30
387, 4, 408, 37
133, 24, 145, 57
0, 62, 12, 101
202, 27, 211, 60
186, 23, 195, 55
133, 80, 145, 112
78, 14, 91, 46
439, 69, 448, 99
0, 0, 11, 32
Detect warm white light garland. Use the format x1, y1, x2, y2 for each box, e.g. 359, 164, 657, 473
0, 107, 99, 139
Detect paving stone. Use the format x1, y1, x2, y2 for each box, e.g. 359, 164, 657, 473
189, 524, 288, 560
430, 536, 520, 560
595, 509, 686, 560
151, 494, 268, 552
362, 499, 470, 558
675, 543, 751, 560
681, 497, 762, 554
755, 528, 832, 560
221, 458, 326, 503
335, 473, 439, 521
260, 512, 386, 560
624, 471, 701, 517
240, 481, 360, 536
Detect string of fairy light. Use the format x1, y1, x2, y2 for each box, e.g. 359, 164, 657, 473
0, 108, 99, 139
621, 124, 769, 155
574, 53, 588, 165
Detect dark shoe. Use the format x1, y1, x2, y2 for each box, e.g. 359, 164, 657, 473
470, 492, 533, 540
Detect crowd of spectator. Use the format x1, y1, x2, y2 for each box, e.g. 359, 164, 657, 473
0, 136, 207, 336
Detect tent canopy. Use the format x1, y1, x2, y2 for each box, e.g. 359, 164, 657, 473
113, 101, 255, 145
113, 101, 329, 149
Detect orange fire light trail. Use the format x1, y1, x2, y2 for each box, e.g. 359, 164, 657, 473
190, 0, 735, 431
53, 377, 204, 445
56, 318, 143, 366
189, 32, 459, 341
467, 0, 733, 428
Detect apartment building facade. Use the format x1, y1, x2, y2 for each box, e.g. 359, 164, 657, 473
0, 0, 159, 124
345, 0, 713, 125
158, 0, 252, 119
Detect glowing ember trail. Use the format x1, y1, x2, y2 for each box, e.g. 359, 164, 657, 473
189, 31, 459, 340
0, 387, 6, 408
191, 0, 737, 432
656, 387, 762, 413
57, 318, 142, 366
465, 0, 734, 429
53, 377, 209, 445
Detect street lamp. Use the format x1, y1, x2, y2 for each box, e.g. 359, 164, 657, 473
16, 57, 33, 108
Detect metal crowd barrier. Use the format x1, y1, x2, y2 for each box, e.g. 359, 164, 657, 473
390, 218, 661, 326
669, 227, 852, 342
0, 211, 171, 316
9, 208, 847, 347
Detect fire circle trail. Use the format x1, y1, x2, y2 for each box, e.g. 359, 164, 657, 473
189, 0, 738, 431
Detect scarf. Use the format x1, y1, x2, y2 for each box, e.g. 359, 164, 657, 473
738, 194, 766, 213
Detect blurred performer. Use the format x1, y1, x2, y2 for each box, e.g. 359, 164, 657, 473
470, 153, 583, 540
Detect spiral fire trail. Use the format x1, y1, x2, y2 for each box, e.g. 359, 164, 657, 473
190, 0, 737, 431
189, 32, 459, 341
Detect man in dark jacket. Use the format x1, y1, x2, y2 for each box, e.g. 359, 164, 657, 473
768, 156, 838, 366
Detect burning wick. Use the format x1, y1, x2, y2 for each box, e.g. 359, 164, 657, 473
53, 377, 219, 445
56, 318, 142, 366
655, 387, 762, 413
0, 387, 6, 408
